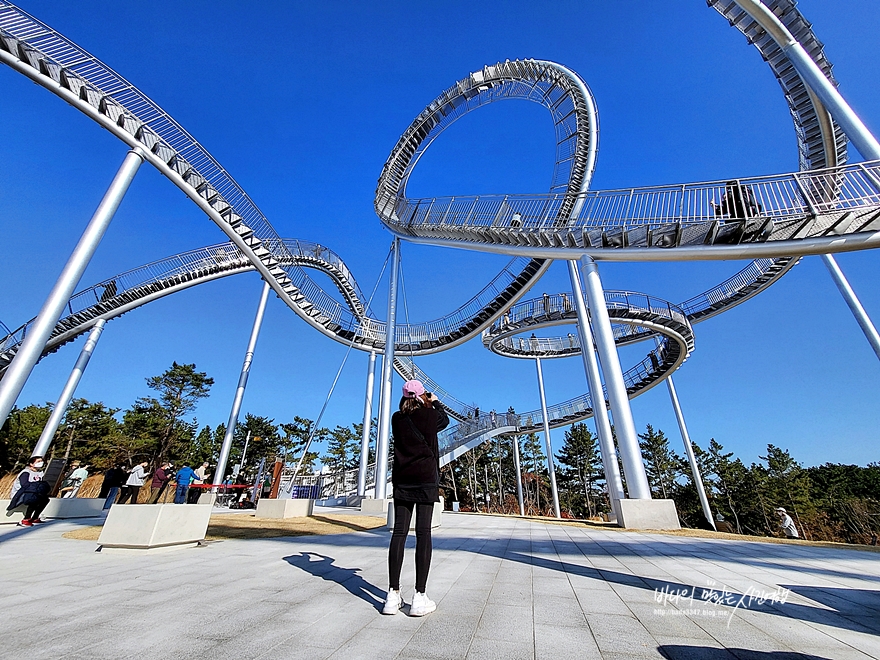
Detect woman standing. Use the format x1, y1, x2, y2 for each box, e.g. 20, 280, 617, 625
383, 379, 449, 617
7, 456, 50, 526
118, 461, 149, 504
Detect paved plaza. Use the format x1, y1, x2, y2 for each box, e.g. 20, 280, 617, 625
1, 508, 879, 659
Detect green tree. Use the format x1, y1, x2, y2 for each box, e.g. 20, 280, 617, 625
133, 362, 213, 462
556, 423, 605, 518
322, 424, 360, 473
760, 444, 812, 538
638, 425, 682, 499
59, 398, 122, 468
280, 416, 325, 475
0, 403, 52, 474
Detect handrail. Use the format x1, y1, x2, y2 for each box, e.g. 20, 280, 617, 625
383, 160, 880, 238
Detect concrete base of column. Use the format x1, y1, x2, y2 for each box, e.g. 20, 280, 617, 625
386, 497, 443, 529
97, 503, 212, 550
255, 498, 314, 518
616, 499, 681, 530
360, 497, 393, 514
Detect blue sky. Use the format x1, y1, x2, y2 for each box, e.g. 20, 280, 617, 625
1, 1, 878, 470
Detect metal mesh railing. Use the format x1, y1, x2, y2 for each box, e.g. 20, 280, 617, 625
385, 161, 880, 237
0, 3, 291, 262
486, 291, 689, 354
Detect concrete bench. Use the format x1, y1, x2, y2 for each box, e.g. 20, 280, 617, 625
97, 503, 212, 550
1, 497, 105, 524
616, 499, 681, 530
360, 497, 393, 514
254, 498, 314, 518
386, 497, 443, 530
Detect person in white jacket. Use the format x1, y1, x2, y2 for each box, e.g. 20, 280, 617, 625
118, 461, 150, 504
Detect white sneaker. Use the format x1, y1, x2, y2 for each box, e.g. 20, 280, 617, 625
382, 588, 403, 615
409, 591, 436, 617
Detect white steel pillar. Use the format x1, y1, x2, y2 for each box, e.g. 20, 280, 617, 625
214, 280, 271, 487
580, 256, 652, 499
0, 149, 145, 428
821, 255, 880, 361
733, 1, 880, 364
512, 434, 525, 516
357, 351, 378, 496
567, 261, 625, 507
663, 365, 715, 530
734, 0, 880, 162
374, 238, 401, 499
535, 357, 561, 519
32, 319, 106, 458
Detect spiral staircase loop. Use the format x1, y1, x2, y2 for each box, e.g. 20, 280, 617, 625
0, 0, 875, 466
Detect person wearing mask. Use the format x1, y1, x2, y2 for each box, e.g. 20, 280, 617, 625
7, 456, 50, 526
383, 379, 449, 617
118, 461, 149, 504
62, 462, 90, 498
149, 462, 173, 503
173, 464, 200, 504
100, 463, 127, 509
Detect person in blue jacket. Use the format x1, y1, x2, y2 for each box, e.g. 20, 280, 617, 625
173, 464, 200, 504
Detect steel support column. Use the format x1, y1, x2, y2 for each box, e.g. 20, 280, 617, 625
567, 260, 625, 508
535, 357, 561, 519
580, 256, 652, 499
214, 280, 271, 487
511, 434, 525, 516
0, 149, 145, 428
357, 351, 378, 496
32, 319, 106, 458
374, 239, 401, 499
821, 255, 880, 361
734, 0, 880, 162
663, 364, 715, 530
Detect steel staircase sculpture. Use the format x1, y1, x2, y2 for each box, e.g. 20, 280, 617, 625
1, 0, 875, 474
0, 0, 863, 368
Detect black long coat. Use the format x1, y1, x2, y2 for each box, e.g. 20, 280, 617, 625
391, 402, 450, 489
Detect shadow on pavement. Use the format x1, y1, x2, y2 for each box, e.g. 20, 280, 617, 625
658, 646, 834, 659
272, 529, 880, 636
0, 514, 105, 545
283, 551, 385, 611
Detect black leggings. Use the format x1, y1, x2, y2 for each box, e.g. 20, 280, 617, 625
25, 497, 49, 520
118, 485, 140, 504
388, 500, 434, 593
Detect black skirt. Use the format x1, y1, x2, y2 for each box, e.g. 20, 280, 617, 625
393, 483, 439, 504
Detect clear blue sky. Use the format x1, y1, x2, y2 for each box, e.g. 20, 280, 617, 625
1, 1, 878, 470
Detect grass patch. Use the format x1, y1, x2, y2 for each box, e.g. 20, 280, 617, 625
62, 513, 387, 542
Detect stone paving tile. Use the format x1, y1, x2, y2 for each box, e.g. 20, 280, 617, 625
3, 509, 880, 660
534, 621, 602, 660
474, 601, 534, 640
466, 636, 535, 660
587, 613, 659, 656
325, 626, 415, 660
398, 613, 479, 660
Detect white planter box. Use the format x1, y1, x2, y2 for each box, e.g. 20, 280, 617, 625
255, 498, 314, 518
1, 497, 105, 524
97, 503, 212, 550
616, 499, 681, 530
360, 497, 393, 514
386, 497, 444, 530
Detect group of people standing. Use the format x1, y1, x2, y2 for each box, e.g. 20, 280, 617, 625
99, 461, 211, 507
3, 457, 214, 527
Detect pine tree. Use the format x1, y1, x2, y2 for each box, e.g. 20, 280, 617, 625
638, 425, 682, 499
556, 423, 605, 518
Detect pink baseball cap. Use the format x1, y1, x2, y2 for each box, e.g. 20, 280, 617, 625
402, 379, 426, 398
